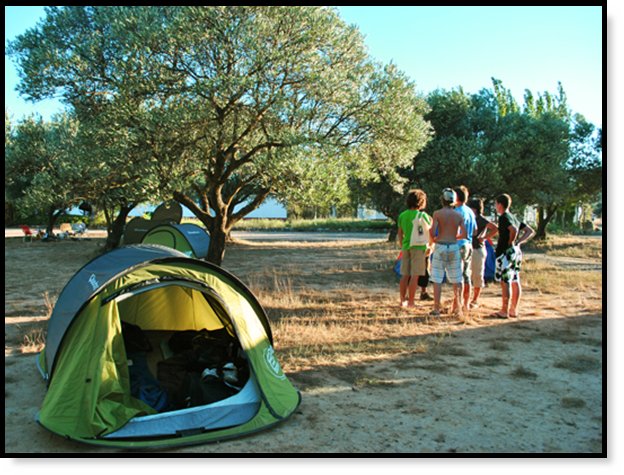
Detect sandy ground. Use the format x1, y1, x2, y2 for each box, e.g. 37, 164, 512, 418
5, 235, 603, 454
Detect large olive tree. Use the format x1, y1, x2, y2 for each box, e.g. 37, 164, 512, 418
8, 6, 432, 264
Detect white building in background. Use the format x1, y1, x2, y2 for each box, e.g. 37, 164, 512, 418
121, 195, 387, 221
357, 206, 388, 220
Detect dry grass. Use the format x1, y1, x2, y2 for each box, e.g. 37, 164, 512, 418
6, 234, 602, 375
17, 292, 54, 354
521, 260, 603, 295
523, 235, 602, 260
238, 235, 602, 373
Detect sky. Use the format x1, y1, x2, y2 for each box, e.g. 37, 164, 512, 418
5, 5, 604, 127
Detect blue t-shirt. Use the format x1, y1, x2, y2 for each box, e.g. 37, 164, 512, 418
455, 204, 476, 248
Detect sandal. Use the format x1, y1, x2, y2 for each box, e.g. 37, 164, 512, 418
487, 312, 509, 319
428, 310, 441, 317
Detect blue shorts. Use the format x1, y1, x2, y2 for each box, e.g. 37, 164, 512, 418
431, 243, 462, 284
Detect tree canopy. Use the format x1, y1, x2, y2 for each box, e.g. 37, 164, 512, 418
8, 6, 432, 263
7, 8, 601, 253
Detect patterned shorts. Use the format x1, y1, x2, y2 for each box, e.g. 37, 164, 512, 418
495, 246, 523, 283
431, 243, 462, 284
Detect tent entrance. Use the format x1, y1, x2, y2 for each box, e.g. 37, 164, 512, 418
106, 281, 261, 439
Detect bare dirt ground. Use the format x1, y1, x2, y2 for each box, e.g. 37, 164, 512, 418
5, 235, 603, 454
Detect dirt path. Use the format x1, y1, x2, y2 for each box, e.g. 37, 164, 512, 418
5, 237, 603, 453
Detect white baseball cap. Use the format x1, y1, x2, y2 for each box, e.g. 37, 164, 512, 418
442, 188, 456, 201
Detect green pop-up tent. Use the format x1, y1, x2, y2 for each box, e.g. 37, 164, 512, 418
36, 244, 301, 449
141, 223, 211, 259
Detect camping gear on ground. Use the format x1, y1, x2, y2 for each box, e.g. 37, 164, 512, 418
141, 223, 210, 259
35, 244, 301, 449
123, 201, 183, 244
18, 224, 36, 243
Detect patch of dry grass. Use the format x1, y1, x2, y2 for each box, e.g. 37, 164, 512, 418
17, 292, 54, 354
240, 235, 603, 373
523, 235, 602, 259
554, 354, 602, 374
521, 260, 603, 296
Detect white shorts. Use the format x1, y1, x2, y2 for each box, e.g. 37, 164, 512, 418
471, 246, 487, 288
431, 243, 462, 284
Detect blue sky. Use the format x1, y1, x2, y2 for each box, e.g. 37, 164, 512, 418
6, 5, 603, 127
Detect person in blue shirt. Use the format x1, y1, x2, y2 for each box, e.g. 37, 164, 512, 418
453, 186, 477, 313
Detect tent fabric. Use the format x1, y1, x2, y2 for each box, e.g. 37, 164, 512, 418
103, 377, 261, 439
141, 223, 211, 259
36, 244, 300, 448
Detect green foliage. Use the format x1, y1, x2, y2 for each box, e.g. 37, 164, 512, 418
7, 9, 602, 250
7, 6, 432, 264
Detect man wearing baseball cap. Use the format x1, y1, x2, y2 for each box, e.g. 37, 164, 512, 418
428, 188, 467, 318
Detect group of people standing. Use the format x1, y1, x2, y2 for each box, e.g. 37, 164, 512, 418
398, 186, 534, 320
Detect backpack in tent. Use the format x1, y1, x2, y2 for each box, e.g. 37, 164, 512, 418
35, 244, 301, 449
141, 223, 210, 259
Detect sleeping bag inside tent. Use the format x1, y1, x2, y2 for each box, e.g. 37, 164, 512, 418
141, 223, 211, 259
35, 244, 301, 449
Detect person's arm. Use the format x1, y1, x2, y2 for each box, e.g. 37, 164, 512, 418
429, 213, 439, 243
398, 227, 404, 247
457, 217, 467, 242
480, 222, 499, 244
508, 224, 518, 246
516, 223, 534, 246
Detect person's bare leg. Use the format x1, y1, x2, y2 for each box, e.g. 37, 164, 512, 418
433, 282, 442, 314
498, 281, 510, 316
509, 281, 522, 317
463, 283, 471, 312
407, 276, 420, 308
400, 275, 410, 307
471, 286, 482, 307
451, 283, 464, 316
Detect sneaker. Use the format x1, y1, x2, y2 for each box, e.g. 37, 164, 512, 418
420, 292, 433, 301
222, 363, 238, 384
201, 367, 219, 380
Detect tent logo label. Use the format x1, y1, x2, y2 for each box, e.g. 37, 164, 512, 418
88, 274, 100, 291
263, 347, 286, 380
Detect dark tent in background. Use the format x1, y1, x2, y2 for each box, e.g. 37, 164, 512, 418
123, 202, 183, 245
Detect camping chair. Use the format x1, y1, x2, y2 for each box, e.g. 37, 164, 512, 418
70, 222, 89, 239
59, 223, 72, 238
18, 225, 36, 243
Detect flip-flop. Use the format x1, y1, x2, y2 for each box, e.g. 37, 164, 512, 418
487, 312, 509, 319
